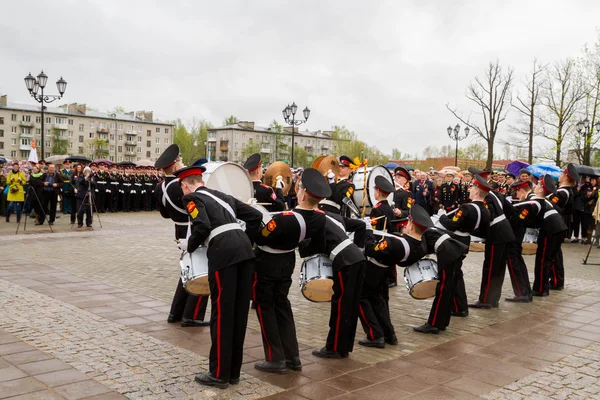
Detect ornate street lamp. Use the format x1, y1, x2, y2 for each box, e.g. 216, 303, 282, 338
447, 124, 469, 167
24, 71, 67, 159
282, 102, 310, 167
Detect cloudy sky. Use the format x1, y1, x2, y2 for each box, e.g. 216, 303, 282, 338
1, 0, 599, 157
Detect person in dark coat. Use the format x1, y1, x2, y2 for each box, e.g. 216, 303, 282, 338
34, 163, 64, 226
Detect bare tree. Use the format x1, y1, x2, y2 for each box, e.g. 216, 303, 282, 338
539, 58, 586, 166
580, 34, 600, 165
447, 60, 514, 169
510, 58, 546, 164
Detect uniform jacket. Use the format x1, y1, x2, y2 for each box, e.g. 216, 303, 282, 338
437, 182, 460, 211
439, 200, 491, 246
484, 190, 515, 244
369, 200, 395, 233
364, 230, 424, 268
392, 188, 414, 218
319, 178, 355, 216
253, 181, 285, 212
155, 175, 189, 239
254, 208, 326, 253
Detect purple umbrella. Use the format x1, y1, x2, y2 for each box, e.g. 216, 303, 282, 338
93, 158, 113, 166
505, 161, 529, 177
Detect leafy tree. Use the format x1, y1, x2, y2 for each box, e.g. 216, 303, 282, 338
293, 146, 312, 169
391, 148, 402, 160
50, 127, 69, 155
107, 105, 126, 115
241, 140, 262, 161
223, 115, 239, 126
173, 118, 214, 164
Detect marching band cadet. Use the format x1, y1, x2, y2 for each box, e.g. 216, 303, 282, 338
319, 155, 356, 217
244, 153, 286, 212
467, 168, 515, 310
459, 171, 472, 204
301, 176, 365, 359
437, 171, 460, 212
108, 164, 120, 212
359, 205, 429, 346
252, 168, 329, 374
95, 162, 110, 213
369, 176, 396, 233
415, 210, 469, 334
392, 166, 414, 222
505, 180, 537, 302
437, 175, 491, 317
535, 174, 568, 296
175, 165, 262, 389
547, 163, 579, 290
154, 145, 210, 328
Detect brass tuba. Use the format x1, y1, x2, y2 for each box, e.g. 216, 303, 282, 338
263, 161, 294, 195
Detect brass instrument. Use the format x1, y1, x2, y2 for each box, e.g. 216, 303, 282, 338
312, 155, 339, 183
263, 161, 294, 196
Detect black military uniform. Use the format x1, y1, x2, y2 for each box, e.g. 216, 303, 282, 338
132, 168, 144, 212
459, 173, 472, 204
437, 173, 460, 212
534, 175, 568, 296
392, 167, 414, 220
300, 211, 365, 359
108, 167, 120, 212
467, 168, 515, 309
369, 176, 397, 286
359, 206, 428, 346
547, 164, 579, 290
505, 180, 538, 302
149, 168, 159, 211
154, 146, 209, 328
244, 153, 286, 212
252, 168, 329, 373
319, 155, 356, 217
438, 175, 492, 316
415, 211, 470, 334
120, 167, 132, 212
95, 163, 110, 213
175, 166, 262, 389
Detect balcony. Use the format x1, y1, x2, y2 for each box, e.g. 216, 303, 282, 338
220, 145, 229, 151
54, 123, 68, 130
20, 132, 34, 139
19, 121, 34, 128
125, 140, 136, 146
260, 147, 271, 153
219, 156, 228, 161
97, 127, 109, 133
125, 150, 136, 156
20, 144, 32, 151
125, 130, 138, 136
207, 135, 217, 142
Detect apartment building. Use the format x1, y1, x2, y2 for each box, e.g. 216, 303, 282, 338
207, 121, 338, 164
0, 95, 174, 162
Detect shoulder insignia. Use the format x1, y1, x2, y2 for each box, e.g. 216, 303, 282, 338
452, 209, 463, 222
315, 209, 325, 214
519, 209, 529, 219
187, 201, 199, 219
260, 184, 270, 189
374, 203, 382, 209
551, 196, 559, 204
375, 239, 388, 251
407, 202, 412, 209
346, 187, 354, 197
281, 211, 294, 216
261, 226, 271, 237
267, 220, 277, 232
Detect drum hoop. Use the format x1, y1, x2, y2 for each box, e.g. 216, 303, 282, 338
366, 165, 394, 207
202, 161, 253, 201
303, 254, 331, 262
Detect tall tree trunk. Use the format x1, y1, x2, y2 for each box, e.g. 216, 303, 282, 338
486, 139, 494, 170
529, 100, 535, 164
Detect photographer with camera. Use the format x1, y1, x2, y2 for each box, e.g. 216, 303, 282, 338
34, 163, 63, 226
74, 166, 95, 228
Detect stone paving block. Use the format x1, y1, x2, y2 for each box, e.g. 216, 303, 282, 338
0, 377, 47, 399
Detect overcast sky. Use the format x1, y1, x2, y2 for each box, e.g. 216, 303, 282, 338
1, 0, 599, 157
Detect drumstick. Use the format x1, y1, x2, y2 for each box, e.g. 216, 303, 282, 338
255, 202, 272, 206
370, 215, 387, 222
383, 217, 387, 232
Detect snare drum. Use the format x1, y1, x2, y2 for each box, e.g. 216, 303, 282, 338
404, 259, 439, 299
299, 254, 334, 302
180, 248, 210, 296
469, 235, 485, 252
203, 162, 253, 203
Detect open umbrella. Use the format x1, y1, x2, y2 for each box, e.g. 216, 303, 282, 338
66, 155, 92, 163
46, 155, 69, 164
506, 160, 530, 177
0, 156, 7, 165
117, 161, 136, 167
574, 165, 600, 177
135, 159, 154, 167
93, 158, 113, 166
527, 163, 562, 179
384, 162, 398, 169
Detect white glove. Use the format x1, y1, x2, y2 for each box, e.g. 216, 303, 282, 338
437, 208, 445, 216
327, 171, 335, 184
248, 198, 257, 206
363, 217, 373, 231
177, 239, 188, 252
276, 177, 285, 190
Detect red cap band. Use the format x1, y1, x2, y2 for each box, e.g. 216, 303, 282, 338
177, 169, 203, 180
248, 161, 262, 173
340, 160, 350, 166
473, 179, 490, 192
409, 215, 427, 231
565, 168, 573, 180
513, 181, 530, 190
375, 185, 391, 195
396, 171, 409, 180
541, 177, 550, 193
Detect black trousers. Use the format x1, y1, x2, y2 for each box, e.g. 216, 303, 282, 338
506, 228, 532, 298
572, 210, 583, 238
479, 242, 509, 305
325, 262, 364, 355
533, 231, 564, 294
76, 197, 93, 226
40, 190, 58, 223
169, 278, 208, 321
358, 262, 394, 340
550, 241, 565, 289
121, 191, 131, 212
110, 185, 120, 212
451, 260, 468, 313
95, 186, 106, 212
131, 189, 141, 211
428, 260, 459, 329
208, 261, 254, 381
253, 253, 299, 363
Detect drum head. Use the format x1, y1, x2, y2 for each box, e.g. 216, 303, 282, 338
351, 169, 367, 211
409, 280, 439, 299
185, 277, 210, 296
202, 162, 253, 203
522, 243, 537, 255
302, 279, 334, 302
366, 166, 394, 207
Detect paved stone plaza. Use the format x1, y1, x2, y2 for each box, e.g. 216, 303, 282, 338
2, 212, 600, 399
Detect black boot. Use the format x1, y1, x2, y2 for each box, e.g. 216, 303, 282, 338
167, 313, 181, 323
505, 296, 532, 303
451, 310, 469, 317
532, 291, 549, 297
385, 334, 398, 345
358, 337, 385, 348
468, 301, 492, 309
181, 318, 209, 327
312, 347, 348, 359
413, 323, 440, 334
254, 360, 288, 374
285, 357, 302, 371
194, 373, 228, 389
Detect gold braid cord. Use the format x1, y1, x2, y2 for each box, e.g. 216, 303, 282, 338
354, 157, 368, 217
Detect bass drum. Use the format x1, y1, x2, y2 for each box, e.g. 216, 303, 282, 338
202, 162, 253, 203
351, 166, 394, 214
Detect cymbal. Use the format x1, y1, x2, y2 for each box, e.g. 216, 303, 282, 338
264, 161, 293, 196
316, 156, 339, 183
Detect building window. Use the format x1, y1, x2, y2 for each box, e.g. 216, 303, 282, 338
46, 117, 51, 124
118, 124, 123, 130
0, 142, 3, 149
146, 140, 151, 147
22, 115, 31, 122
36, 116, 41, 123
21, 138, 30, 146
90, 121, 95, 128
11, 127, 17, 133
109, 145, 114, 151
147, 130, 151, 137
11, 138, 17, 145
146, 151, 151, 157
79, 136, 84, 143
46, 141, 51, 148
35, 129, 41, 135
156, 127, 160, 133
22, 127, 31, 134
165, 128, 169, 134
0, 129, 3, 137
164, 138, 169, 145
88, 144, 94, 151
0, 117, 4, 124
79, 147, 84, 154
79, 124, 84, 132
89, 132, 94, 138
235, 151, 238, 157
155, 148, 160, 154
11, 114, 17, 121
99, 122, 106, 129
109, 123, 115, 130
118, 146, 122, 152
118, 135, 123, 141
10, 150, 17, 157
109, 156, 114, 162
68, 119, 74, 125
137, 136, 142, 142
137, 146, 142, 153
68, 130, 74, 137
56, 117, 67, 124
110, 134, 114, 140
69, 143, 73, 149
155, 137, 160, 144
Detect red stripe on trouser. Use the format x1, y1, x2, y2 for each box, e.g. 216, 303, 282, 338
507, 258, 521, 297
431, 270, 446, 326
334, 271, 345, 352
358, 305, 374, 340
483, 244, 495, 303
539, 238, 547, 293
193, 296, 203, 320
551, 263, 558, 286
215, 271, 222, 379
252, 272, 272, 361
454, 297, 459, 312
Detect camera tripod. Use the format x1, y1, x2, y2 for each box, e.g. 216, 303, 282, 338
71, 178, 103, 229
16, 185, 53, 234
